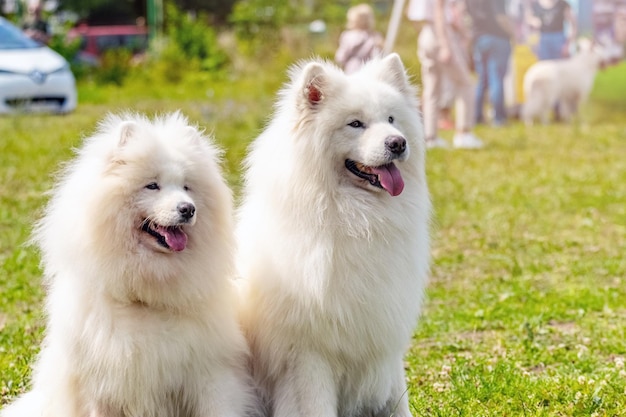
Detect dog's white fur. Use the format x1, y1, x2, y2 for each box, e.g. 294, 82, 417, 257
1, 112, 256, 417
236, 54, 431, 417
522, 39, 606, 125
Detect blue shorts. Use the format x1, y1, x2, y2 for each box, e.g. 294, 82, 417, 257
538, 31, 567, 60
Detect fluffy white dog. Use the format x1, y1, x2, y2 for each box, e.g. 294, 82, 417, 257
522, 39, 607, 125
236, 54, 431, 417
1, 112, 257, 417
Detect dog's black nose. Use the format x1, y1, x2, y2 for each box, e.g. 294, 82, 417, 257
386, 136, 407, 155
178, 202, 196, 220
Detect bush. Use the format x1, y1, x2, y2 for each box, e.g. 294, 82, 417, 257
46, 30, 96, 80
164, 1, 228, 72
229, 0, 295, 56
47, 33, 81, 63
94, 48, 133, 86
146, 39, 189, 84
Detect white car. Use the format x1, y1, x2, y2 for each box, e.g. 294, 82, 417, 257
0, 16, 77, 114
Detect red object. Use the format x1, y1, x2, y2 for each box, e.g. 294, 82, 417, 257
67, 25, 148, 63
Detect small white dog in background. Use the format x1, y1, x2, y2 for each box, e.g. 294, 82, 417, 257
522, 38, 609, 125
236, 54, 431, 417
1, 112, 257, 417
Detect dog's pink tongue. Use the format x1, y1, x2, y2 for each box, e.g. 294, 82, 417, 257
372, 163, 404, 196
159, 226, 188, 252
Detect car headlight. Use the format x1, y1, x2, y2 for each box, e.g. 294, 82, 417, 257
49, 63, 71, 75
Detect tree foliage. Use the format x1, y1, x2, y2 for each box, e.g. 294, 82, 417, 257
57, 0, 236, 25
229, 0, 295, 40
175, 0, 236, 24
58, 0, 141, 24
163, 1, 227, 71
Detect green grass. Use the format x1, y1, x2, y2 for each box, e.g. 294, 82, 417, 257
408, 120, 626, 416
1, 35, 625, 414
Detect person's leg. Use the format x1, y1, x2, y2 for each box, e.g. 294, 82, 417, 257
451, 69, 476, 135
417, 25, 445, 146
438, 75, 455, 130
487, 36, 512, 125
446, 28, 482, 149
472, 36, 489, 124
445, 27, 475, 133
538, 33, 549, 60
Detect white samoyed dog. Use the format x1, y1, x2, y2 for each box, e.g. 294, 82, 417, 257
236, 54, 431, 417
1, 112, 257, 417
522, 39, 607, 125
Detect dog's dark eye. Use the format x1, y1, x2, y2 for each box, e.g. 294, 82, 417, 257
388, 116, 394, 123
348, 120, 364, 128
145, 182, 159, 190
184, 185, 190, 191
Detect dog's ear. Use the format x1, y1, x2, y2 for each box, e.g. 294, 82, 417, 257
182, 125, 207, 147
166, 110, 203, 143
300, 62, 327, 107
118, 121, 137, 147
378, 53, 411, 94
184, 125, 200, 138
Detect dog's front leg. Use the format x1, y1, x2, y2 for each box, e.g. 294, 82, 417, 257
193, 368, 258, 417
375, 360, 414, 417
273, 352, 338, 417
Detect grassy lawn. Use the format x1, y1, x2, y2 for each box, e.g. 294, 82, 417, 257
1, 46, 625, 414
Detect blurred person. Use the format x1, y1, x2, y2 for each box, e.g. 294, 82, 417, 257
466, 0, 514, 126
335, 3, 384, 74
21, 3, 50, 44
408, 0, 483, 149
527, 0, 577, 60
438, 0, 472, 131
